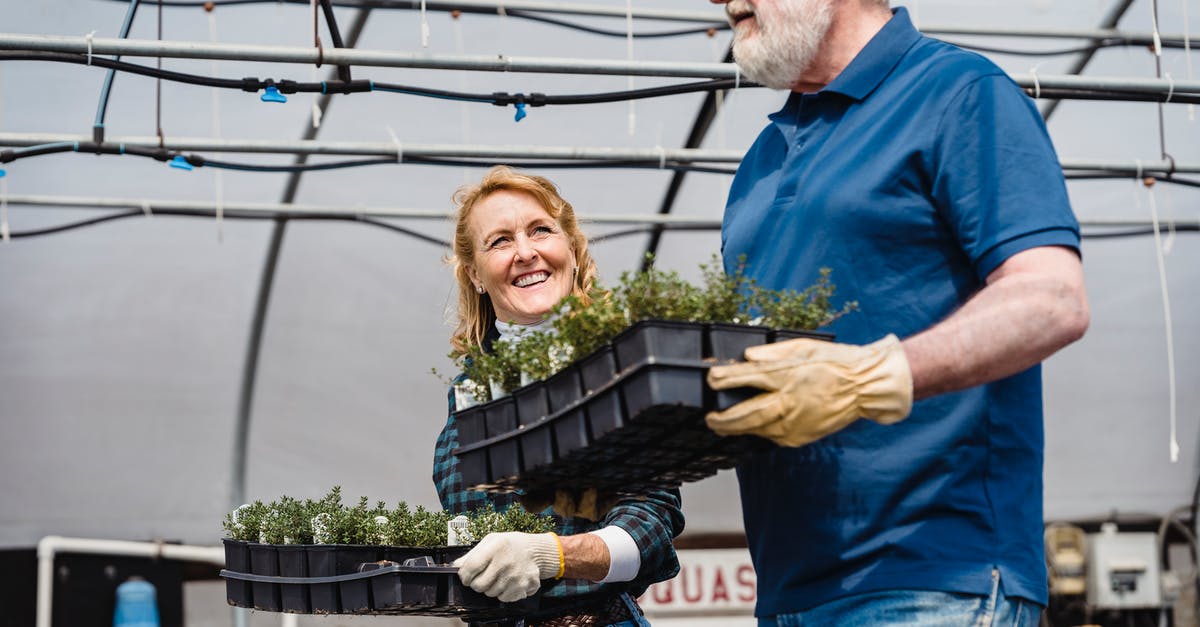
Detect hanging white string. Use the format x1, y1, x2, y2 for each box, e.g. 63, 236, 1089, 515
311, 66, 322, 129
1029, 62, 1047, 100
0, 175, 8, 243
496, 0, 506, 18
208, 8, 224, 242
85, 30, 97, 65
386, 126, 404, 163
1184, 0, 1195, 121
1143, 180, 1179, 463
709, 35, 727, 150
420, 0, 431, 47
625, 0, 636, 136
1162, 178, 1176, 255
453, 13, 472, 183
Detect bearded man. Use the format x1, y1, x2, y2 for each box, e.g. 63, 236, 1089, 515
702, 0, 1090, 624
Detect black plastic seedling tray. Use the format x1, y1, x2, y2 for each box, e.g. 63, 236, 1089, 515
222, 542, 535, 619
451, 320, 835, 496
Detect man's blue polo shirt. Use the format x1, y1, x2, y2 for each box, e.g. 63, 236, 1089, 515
721, 8, 1079, 616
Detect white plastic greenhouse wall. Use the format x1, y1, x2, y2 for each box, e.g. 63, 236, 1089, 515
2, 0, 1199, 625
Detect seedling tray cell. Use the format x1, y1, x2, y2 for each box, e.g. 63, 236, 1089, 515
584, 389, 626, 442
454, 404, 488, 447
514, 383, 549, 426
223, 539, 252, 609
248, 544, 281, 612
519, 421, 555, 472
304, 545, 342, 613
278, 545, 310, 613
612, 320, 705, 369
620, 365, 705, 420
337, 547, 383, 613
707, 323, 773, 411
578, 346, 617, 392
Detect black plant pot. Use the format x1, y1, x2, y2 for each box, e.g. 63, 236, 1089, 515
457, 445, 491, 488
336, 546, 383, 613
620, 363, 706, 420
248, 543, 281, 612
576, 346, 626, 442
707, 323, 772, 411
520, 421, 556, 472
222, 539, 252, 609
454, 404, 488, 447
368, 556, 440, 610
612, 320, 704, 369
305, 545, 340, 613
578, 345, 617, 392
545, 366, 582, 411
277, 545, 310, 613
485, 398, 521, 483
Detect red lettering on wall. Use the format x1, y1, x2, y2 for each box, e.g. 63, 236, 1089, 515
712, 568, 730, 603
737, 565, 756, 603
651, 580, 673, 604
681, 565, 704, 603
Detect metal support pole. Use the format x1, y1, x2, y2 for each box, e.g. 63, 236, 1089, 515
1041, 0, 1137, 121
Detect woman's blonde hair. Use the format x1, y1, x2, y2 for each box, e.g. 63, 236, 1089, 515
449, 166, 597, 356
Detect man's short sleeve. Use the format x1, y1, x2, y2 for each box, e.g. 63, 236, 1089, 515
929, 73, 1081, 279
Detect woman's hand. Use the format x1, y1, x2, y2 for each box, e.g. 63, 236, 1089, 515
455, 532, 563, 602
455, 531, 615, 601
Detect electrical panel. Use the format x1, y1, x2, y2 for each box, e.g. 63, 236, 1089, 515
1086, 523, 1163, 610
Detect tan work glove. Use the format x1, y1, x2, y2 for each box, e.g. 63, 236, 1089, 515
454, 531, 564, 602
519, 488, 620, 522
705, 334, 913, 447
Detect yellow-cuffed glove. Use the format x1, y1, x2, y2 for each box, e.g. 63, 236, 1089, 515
454, 532, 564, 602
705, 334, 913, 447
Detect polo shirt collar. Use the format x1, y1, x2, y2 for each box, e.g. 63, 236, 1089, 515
822, 6, 921, 101
769, 6, 921, 122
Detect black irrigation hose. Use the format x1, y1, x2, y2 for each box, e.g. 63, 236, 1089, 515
4, 207, 453, 245
1066, 173, 1200, 189
947, 36, 1195, 57
1082, 225, 1200, 238
94, 0, 142, 144
318, 0, 353, 82
1026, 86, 1200, 105
0, 51, 755, 108
0, 142, 741, 175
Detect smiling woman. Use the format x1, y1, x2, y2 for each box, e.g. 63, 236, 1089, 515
449, 166, 598, 354
434, 165, 684, 627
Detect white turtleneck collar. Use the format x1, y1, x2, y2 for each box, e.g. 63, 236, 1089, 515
495, 314, 557, 344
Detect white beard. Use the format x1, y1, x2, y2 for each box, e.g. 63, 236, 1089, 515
730, 0, 834, 90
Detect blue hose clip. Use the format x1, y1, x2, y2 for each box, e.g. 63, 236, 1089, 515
169, 155, 194, 171
513, 101, 527, 122
261, 84, 287, 103
0, 169, 6, 178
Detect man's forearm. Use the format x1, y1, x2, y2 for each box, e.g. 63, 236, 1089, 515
902, 246, 1089, 400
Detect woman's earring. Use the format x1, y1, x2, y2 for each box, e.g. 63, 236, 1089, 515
476, 285, 485, 294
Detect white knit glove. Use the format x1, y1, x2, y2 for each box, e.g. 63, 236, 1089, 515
454, 532, 563, 602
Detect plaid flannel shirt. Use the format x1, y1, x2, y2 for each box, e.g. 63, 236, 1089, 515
433, 377, 684, 600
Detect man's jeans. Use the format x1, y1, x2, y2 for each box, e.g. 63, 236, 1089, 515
759, 570, 1042, 627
